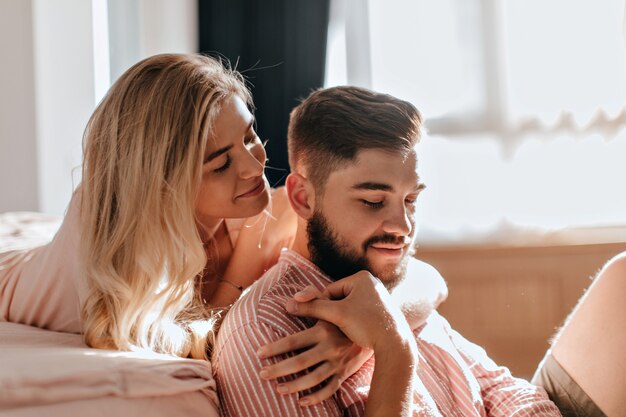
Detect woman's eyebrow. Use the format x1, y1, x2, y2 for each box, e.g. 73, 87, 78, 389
205, 144, 234, 162
205, 118, 255, 162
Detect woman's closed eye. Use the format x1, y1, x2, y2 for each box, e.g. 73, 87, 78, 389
213, 155, 232, 173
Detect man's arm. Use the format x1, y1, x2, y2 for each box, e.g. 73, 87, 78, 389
444, 319, 562, 417
214, 320, 342, 417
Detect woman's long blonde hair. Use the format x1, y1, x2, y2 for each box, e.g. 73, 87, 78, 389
80, 53, 252, 359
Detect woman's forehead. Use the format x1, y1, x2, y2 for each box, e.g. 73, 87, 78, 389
206, 96, 253, 151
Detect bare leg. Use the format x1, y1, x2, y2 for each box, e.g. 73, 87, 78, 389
550, 253, 626, 417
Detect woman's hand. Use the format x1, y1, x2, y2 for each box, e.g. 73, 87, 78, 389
285, 271, 414, 352
257, 285, 372, 405
285, 272, 420, 417
258, 319, 372, 405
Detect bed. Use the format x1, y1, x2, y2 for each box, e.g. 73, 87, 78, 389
0, 212, 220, 417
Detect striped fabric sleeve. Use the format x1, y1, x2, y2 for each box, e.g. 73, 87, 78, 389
446, 326, 563, 417
215, 320, 343, 417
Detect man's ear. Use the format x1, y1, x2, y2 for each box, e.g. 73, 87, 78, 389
285, 173, 316, 220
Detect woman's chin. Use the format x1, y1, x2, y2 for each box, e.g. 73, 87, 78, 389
234, 188, 270, 218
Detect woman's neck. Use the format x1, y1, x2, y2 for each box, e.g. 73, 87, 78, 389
196, 216, 225, 245
199, 218, 234, 301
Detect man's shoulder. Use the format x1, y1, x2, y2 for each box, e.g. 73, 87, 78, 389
218, 260, 317, 344
407, 257, 443, 280
407, 257, 449, 304
256, 261, 318, 334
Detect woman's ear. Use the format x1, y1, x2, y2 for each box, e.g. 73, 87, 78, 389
285, 173, 315, 220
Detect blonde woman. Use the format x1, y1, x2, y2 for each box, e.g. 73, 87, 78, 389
1, 54, 291, 355
0, 55, 324, 366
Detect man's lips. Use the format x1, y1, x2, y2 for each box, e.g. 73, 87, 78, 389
370, 244, 406, 250
369, 244, 406, 257
236, 180, 265, 199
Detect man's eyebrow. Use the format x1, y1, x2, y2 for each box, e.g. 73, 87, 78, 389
351, 180, 426, 192
351, 182, 394, 191
205, 144, 233, 162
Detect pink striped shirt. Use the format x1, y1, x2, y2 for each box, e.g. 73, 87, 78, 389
213, 251, 561, 416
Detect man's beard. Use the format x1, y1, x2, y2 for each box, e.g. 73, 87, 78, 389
306, 211, 414, 290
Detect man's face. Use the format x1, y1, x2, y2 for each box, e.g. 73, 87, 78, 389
307, 148, 425, 290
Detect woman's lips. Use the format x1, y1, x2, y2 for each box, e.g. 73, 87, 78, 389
237, 180, 266, 199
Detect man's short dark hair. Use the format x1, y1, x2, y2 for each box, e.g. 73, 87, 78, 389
287, 86, 423, 191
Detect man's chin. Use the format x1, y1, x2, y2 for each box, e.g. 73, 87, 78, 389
369, 258, 409, 290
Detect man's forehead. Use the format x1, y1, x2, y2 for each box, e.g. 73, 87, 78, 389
353, 147, 418, 165
326, 148, 420, 190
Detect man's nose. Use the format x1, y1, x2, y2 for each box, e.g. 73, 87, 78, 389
382, 205, 413, 236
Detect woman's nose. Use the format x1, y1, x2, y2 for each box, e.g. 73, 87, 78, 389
239, 144, 266, 179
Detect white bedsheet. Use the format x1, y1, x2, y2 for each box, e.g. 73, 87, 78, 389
0, 212, 220, 416
0, 321, 219, 416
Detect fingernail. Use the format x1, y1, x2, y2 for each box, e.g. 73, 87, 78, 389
285, 299, 297, 313
259, 369, 269, 379
299, 398, 311, 406
256, 348, 266, 358
294, 289, 307, 297
277, 384, 288, 394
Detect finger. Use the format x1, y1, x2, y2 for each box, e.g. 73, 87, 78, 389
285, 298, 341, 323
274, 362, 333, 396
322, 274, 362, 300
260, 348, 325, 380
323, 270, 384, 300
257, 327, 318, 359
299, 376, 342, 407
293, 285, 324, 302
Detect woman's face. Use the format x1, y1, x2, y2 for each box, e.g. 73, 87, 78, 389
195, 95, 269, 228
